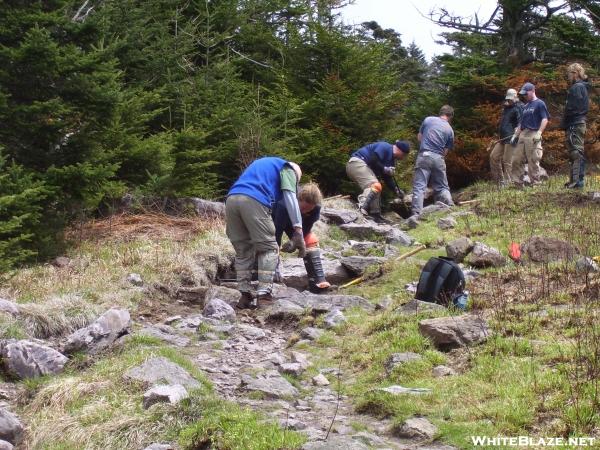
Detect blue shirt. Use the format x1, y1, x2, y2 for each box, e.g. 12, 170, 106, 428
351, 142, 394, 171
228, 157, 288, 208
519, 98, 550, 131
419, 116, 454, 155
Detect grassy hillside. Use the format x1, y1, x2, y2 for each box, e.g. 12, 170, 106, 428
1, 175, 599, 449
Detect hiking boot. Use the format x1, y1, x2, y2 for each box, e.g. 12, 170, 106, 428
257, 291, 274, 307
235, 292, 256, 310
368, 213, 390, 224
565, 181, 584, 189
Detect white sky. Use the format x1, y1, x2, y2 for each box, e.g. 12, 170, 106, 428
338, 0, 499, 61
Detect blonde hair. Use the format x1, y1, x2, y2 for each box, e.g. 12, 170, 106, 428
298, 182, 323, 206
568, 63, 588, 80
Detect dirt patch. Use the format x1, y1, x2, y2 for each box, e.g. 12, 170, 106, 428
68, 213, 221, 243
135, 288, 202, 323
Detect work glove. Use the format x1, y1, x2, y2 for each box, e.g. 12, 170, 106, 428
509, 133, 519, 147
291, 229, 306, 258
281, 240, 296, 253
383, 166, 395, 176
533, 130, 542, 143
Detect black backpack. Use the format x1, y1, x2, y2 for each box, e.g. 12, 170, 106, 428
415, 257, 465, 306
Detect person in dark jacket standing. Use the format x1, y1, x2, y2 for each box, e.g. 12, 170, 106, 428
226, 157, 305, 309
510, 82, 550, 186
272, 183, 331, 293
346, 140, 410, 223
489, 88, 523, 185
563, 63, 590, 188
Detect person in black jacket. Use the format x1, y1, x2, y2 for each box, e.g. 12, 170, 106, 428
272, 183, 331, 293
489, 88, 523, 185
563, 63, 590, 188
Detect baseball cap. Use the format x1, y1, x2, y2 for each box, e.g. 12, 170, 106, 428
519, 82, 535, 95
505, 88, 518, 101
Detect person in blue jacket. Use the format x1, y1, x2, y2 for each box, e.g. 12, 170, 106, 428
272, 183, 330, 293
226, 157, 304, 309
346, 140, 410, 223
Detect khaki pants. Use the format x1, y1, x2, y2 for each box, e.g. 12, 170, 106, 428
511, 129, 544, 185
489, 141, 514, 184
566, 123, 586, 184
225, 195, 278, 294
346, 158, 381, 213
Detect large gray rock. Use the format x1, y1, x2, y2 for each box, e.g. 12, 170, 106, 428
432, 365, 457, 377
63, 308, 131, 354
235, 324, 267, 340
302, 436, 369, 450
0, 300, 19, 317
0, 440, 13, 450
205, 286, 241, 306
522, 236, 579, 263
446, 237, 474, 263
420, 202, 451, 218
378, 385, 432, 395
576, 257, 600, 273
279, 363, 304, 377
240, 372, 299, 399
190, 198, 225, 218
137, 325, 191, 347
0, 409, 22, 446
419, 315, 490, 350
300, 327, 324, 341
264, 299, 305, 321
143, 384, 188, 409
385, 352, 423, 373
320, 208, 360, 224
280, 257, 351, 290
340, 256, 386, 276
394, 417, 438, 440
385, 228, 413, 246
124, 357, 200, 388
1, 340, 67, 379
466, 242, 506, 268
203, 298, 236, 323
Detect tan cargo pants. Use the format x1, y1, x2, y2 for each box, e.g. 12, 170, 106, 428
511, 129, 544, 185
346, 157, 381, 214
225, 195, 279, 295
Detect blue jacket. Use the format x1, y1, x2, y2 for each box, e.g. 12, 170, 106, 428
228, 157, 288, 208
351, 141, 397, 191
272, 201, 320, 245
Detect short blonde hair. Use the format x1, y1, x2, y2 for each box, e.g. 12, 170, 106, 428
298, 182, 323, 206
568, 63, 588, 80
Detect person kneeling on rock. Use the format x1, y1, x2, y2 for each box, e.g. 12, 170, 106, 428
272, 182, 331, 293
226, 157, 305, 309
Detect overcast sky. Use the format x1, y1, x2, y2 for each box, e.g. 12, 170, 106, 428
338, 0, 498, 61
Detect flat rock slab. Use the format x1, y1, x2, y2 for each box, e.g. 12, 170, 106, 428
264, 299, 305, 321
398, 299, 446, 315
320, 208, 360, 224
281, 258, 351, 290
300, 327, 324, 341
288, 294, 374, 314
205, 286, 241, 306
339, 222, 393, 239
240, 373, 299, 399
63, 308, 131, 354
522, 236, 579, 262
302, 436, 369, 450
0, 408, 23, 445
340, 256, 386, 276
438, 217, 457, 230
0, 440, 13, 450
378, 385, 432, 395
142, 444, 174, 450
347, 240, 378, 254
420, 202, 451, 218
323, 309, 346, 328
1, 339, 67, 379
235, 324, 267, 340
124, 356, 200, 389
385, 352, 423, 373
138, 325, 191, 347
143, 384, 188, 409
419, 315, 489, 350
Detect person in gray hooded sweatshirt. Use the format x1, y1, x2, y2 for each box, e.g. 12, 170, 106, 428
562, 63, 590, 189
